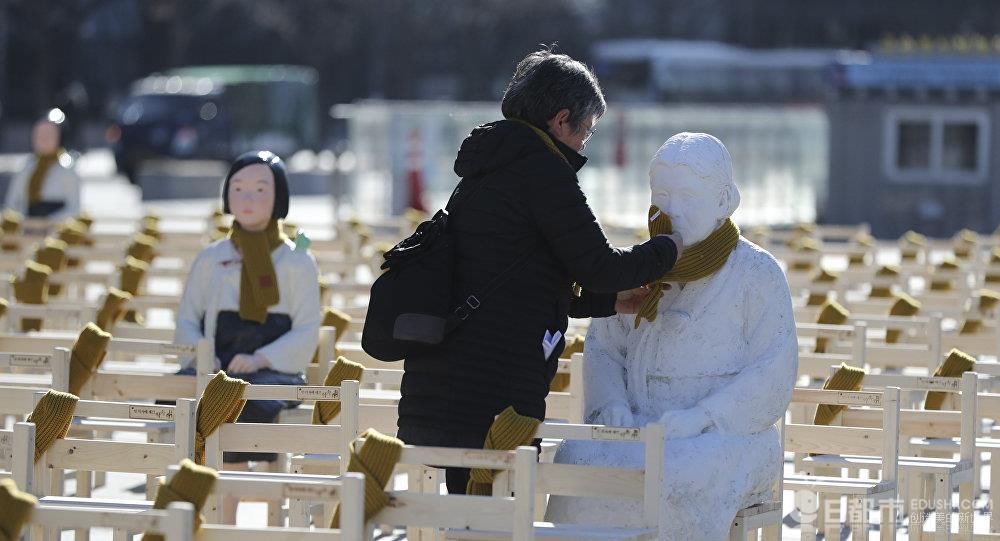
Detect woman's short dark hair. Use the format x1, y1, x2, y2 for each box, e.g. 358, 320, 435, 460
221, 150, 290, 219
500, 46, 606, 132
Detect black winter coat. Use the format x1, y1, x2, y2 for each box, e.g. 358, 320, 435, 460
398, 119, 678, 436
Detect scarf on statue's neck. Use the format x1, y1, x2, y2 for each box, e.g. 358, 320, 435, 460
633, 205, 740, 328
27, 150, 65, 205
228, 219, 287, 324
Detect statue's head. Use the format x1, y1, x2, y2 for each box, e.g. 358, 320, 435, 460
31, 119, 61, 156
649, 132, 740, 244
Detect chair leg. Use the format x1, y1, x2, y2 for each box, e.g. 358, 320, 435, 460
849, 496, 869, 540
992, 449, 1000, 533
727, 518, 748, 541
762, 520, 780, 541
797, 489, 819, 541
823, 494, 843, 541
934, 473, 951, 541
911, 474, 926, 541
75, 469, 93, 541
958, 477, 973, 540
879, 501, 897, 541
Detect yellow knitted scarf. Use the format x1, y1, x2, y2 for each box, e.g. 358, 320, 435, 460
95, 288, 132, 331
958, 289, 998, 335
26, 152, 62, 205
312, 357, 364, 425
925, 349, 976, 410
312, 307, 353, 364
194, 371, 248, 465
807, 268, 838, 306
1, 209, 21, 234
814, 300, 850, 353
12, 261, 51, 332
930, 258, 960, 291
870, 265, 900, 298
34, 237, 68, 297
331, 428, 403, 528
57, 218, 90, 247
144, 458, 218, 541
119, 256, 149, 324
550, 334, 584, 392
126, 233, 158, 265
634, 205, 740, 328
814, 363, 865, 426
26, 390, 78, 463
467, 406, 540, 496
68, 323, 112, 396
0, 478, 37, 541
228, 220, 287, 324
886, 293, 921, 343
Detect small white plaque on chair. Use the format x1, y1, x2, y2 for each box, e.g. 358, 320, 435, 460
0, 433, 11, 461
296, 387, 341, 401
838, 391, 882, 406
160, 344, 196, 356
129, 405, 175, 421
9, 354, 50, 367
918, 377, 960, 390
284, 483, 339, 499
591, 426, 641, 441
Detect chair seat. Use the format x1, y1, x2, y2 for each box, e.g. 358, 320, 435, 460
784, 474, 895, 496
909, 436, 1000, 451
801, 453, 971, 476
446, 522, 657, 541
735, 501, 782, 517
289, 453, 342, 472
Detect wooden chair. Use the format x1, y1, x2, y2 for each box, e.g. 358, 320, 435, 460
784, 386, 901, 541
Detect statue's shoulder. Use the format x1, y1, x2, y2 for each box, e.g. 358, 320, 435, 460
733, 237, 785, 280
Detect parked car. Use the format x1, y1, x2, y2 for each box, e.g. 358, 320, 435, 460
108, 65, 319, 183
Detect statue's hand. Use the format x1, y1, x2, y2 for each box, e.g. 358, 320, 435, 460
658, 405, 712, 440
592, 402, 634, 427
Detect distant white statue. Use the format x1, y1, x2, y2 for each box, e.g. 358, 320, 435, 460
545, 133, 798, 540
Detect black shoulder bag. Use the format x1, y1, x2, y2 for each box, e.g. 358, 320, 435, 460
362, 179, 535, 361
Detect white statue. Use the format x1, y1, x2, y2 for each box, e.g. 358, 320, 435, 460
545, 133, 798, 540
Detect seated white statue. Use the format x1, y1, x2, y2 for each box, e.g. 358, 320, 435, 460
545, 133, 798, 541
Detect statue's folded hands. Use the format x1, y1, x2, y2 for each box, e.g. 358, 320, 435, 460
658, 405, 712, 440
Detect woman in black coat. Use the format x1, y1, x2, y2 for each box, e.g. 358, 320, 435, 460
397, 47, 683, 493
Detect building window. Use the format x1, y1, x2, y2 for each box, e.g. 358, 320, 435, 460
884, 108, 989, 184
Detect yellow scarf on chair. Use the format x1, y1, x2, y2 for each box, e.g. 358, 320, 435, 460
194, 371, 248, 465
144, 458, 218, 541
634, 205, 740, 328
924, 349, 976, 410
312, 357, 364, 425
886, 293, 921, 343
814, 300, 850, 353
331, 428, 403, 528
870, 265, 900, 298
68, 323, 112, 396
26, 390, 78, 463
467, 406, 541, 496
814, 363, 866, 426
12, 261, 51, 332
0, 478, 36, 541
228, 220, 287, 324
550, 334, 584, 392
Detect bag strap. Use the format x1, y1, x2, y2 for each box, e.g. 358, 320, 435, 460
446, 242, 539, 329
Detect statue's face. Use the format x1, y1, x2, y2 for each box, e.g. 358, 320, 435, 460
32, 121, 60, 155
650, 162, 728, 245
227, 163, 275, 231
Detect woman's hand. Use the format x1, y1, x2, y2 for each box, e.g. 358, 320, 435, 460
227, 353, 270, 374
615, 285, 667, 314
